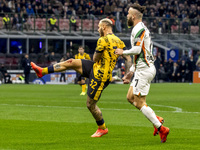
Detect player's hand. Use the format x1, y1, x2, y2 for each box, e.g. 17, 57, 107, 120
115, 48, 123, 55
122, 78, 130, 84
122, 71, 134, 84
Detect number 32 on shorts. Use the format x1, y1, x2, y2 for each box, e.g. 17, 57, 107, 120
89, 79, 97, 94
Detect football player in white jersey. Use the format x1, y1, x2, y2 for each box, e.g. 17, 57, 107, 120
115, 3, 170, 143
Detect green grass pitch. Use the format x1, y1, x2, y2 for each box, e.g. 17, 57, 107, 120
0, 83, 199, 150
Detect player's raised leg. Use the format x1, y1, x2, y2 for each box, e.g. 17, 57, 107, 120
87, 96, 108, 137
31, 59, 83, 78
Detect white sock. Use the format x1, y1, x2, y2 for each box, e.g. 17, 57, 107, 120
140, 105, 162, 128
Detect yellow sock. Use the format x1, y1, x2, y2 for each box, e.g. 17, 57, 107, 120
98, 123, 106, 130
82, 84, 86, 92
42, 67, 48, 75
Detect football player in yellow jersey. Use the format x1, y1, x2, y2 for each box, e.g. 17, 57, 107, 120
31, 18, 131, 138
75, 46, 91, 96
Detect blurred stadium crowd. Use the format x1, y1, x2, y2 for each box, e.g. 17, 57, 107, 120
0, 0, 200, 83
0, 0, 200, 33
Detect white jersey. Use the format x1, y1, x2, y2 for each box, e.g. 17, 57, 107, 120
130, 22, 154, 70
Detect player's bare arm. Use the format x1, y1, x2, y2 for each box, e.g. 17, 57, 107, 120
93, 51, 102, 62
122, 55, 132, 74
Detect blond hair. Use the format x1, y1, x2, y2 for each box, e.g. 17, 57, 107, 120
100, 18, 113, 27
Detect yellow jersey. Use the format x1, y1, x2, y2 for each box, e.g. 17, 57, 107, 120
93, 33, 126, 82
3, 17, 10, 24
49, 18, 57, 25
75, 53, 91, 60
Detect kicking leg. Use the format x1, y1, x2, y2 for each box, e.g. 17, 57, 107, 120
31, 59, 83, 78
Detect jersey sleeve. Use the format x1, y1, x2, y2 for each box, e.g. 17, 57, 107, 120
85, 54, 91, 60
74, 54, 77, 59
134, 28, 145, 47
95, 37, 106, 53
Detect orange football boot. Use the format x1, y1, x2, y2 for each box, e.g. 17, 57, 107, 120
91, 128, 108, 137
31, 62, 44, 78
153, 116, 164, 136
159, 125, 170, 143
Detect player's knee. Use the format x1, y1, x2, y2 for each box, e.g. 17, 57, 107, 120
65, 58, 74, 64
127, 94, 134, 104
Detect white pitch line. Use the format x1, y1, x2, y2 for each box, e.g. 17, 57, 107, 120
0, 103, 199, 114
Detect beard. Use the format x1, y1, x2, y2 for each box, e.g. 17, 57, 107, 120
127, 17, 133, 27
99, 28, 104, 37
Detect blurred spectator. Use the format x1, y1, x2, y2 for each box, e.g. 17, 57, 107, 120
171, 62, 181, 82
65, 52, 73, 60
104, 1, 111, 15
164, 58, 173, 81
12, 14, 22, 31
23, 16, 32, 31
59, 56, 66, 82
76, 6, 83, 16
48, 15, 59, 32
157, 52, 163, 65
194, 51, 200, 64
150, 19, 158, 34
38, 5, 45, 18
158, 18, 163, 34
47, 5, 54, 15
26, 4, 35, 17
182, 17, 190, 34
34, 5, 39, 18
70, 16, 77, 31
21, 54, 31, 84
0, 3, 4, 16
158, 64, 167, 82
3, 14, 10, 30
15, 3, 21, 14
48, 52, 57, 64
163, 20, 171, 33
154, 56, 160, 83
3, 3, 11, 13
115, 19, 122, 32
0, 64, 11, 84
179, 60, 186, 82
182, 51, 190, 62
21, 0, 26, 9
110, 2, 116, 15
187, 56, 196, 82
8, 0, 15, 13
196, 58, 200, 71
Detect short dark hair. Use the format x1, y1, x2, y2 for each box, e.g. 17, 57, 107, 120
129, 3, 146, 14
79, 46, 84, 49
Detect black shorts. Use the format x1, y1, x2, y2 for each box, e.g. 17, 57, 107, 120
81, 59, 110, 101
76, 72, 85, 81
